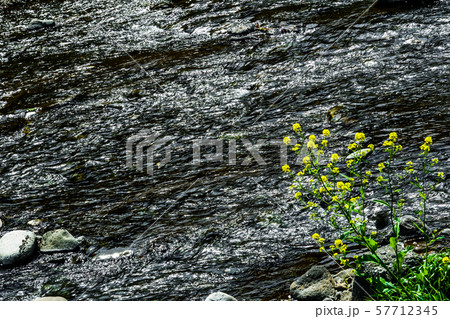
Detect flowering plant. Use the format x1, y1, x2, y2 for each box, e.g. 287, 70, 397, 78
283, 123, 448, 300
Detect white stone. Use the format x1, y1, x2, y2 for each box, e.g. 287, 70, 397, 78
205, 292, 237, 301
0, 230, 37, 266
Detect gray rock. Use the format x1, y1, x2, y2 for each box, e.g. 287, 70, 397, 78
0, 218, 3, 230
28, 19, 55, 31
0, 230, 37, 266
34, 296, 67, 301
400, 215, 431, 238
439, 228, 450, 237
205, 292, 237, 301
290, 266, 335, 301
39, 229, 79, 253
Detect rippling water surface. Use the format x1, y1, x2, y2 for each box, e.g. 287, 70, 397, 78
0, 0, 449, 300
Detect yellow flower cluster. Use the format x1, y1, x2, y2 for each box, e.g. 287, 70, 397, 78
294, 192, 302, 200
443, 257, 450, 264
331, 153, 339, 162
282, 164, 290, 173
355, 132, 365, 142
378, 163, 385, 172
437, 172, 444, 179
389, 132, 398, 142
293, 123, 301, 134
307, 140, 317, 149
323, 129, 330, 138
405, 161, 414, 174
283, 136, 291, 145
348, 143, 358, 150
303, 156, 311, 165
420, 136, 433, 152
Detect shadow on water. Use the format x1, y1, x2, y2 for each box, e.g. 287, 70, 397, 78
0, 0, 449, 300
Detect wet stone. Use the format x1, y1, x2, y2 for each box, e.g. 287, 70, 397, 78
39, 229, 79, 253
28, 19, 56, 31
34, 296, 67, 301
205, 292, 238, 301
0, 230, 37, 266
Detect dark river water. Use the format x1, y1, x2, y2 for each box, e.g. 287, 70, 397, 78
0, 0, 449, 300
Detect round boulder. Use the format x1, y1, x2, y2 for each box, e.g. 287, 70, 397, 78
205, 292, 237, 301
39, 229, 79, 253
290, 266, 335, 301
0, 230, 37, 266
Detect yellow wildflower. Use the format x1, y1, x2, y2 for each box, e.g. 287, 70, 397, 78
334, 239, 343, 247
321, 175, 328, 183
383, 140, 394, 147
348, 143, 358, 150
425, 136, 432, 145
365, 171, 372, 176
346, 160, 353, 168
378, 163, 385, 171
389, 132, 398, 142
309, 135, 316, 142
396, 144, 402, 151
322, 129, 330, 138
420, 144, 430, 152
340, 244, 348, 253
362, 179, 368, 184
431, 158, 438, 165
332, 167, 339, 174
294, 192, 302, 200
312, 233, 320, 240
336, 181, 345, 190
303, 156, 311, 165
321, 140, 328, 147
329, 245, 335, 250
371, 231, 377, 236
318, 238, 325, 244
292, 144, 301, 151
377, 176, 383, 182
333, 252, 338, 257
319, 187, 325, 193
332, 196, 339, 202
292, 123, 301, 133
442, 257, 450, 264
307, 140, 317, 149
355, 132, 365, 142
283, 136, 291, 145
331, 153, 339, 162
319, 247, 325, 252
282, 164, 290, 173
368, 144, 374, 151
438, 172, 444, 179
353, 255, 359, 259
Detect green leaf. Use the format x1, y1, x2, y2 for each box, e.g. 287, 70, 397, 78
389, 237, 398, 251
373, 199, 390, 207
358, 254, 379, 264
365, 238, 378, 251
339, 173, 353, 181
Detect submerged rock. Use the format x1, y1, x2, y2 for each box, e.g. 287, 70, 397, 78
92, 247, 134, 261
40, 229, 79, 253
290, 266, 335, 301
0, 230, 37, 266
28, 19, 56, 31
205, 292, 238, 301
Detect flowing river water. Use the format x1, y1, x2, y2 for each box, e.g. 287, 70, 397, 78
0, 0, 449, 300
